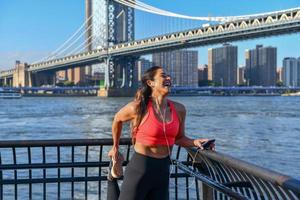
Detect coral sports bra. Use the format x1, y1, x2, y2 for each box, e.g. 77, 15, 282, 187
134, 100, 180, 146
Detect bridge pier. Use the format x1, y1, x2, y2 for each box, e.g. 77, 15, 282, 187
98, 56, 138, 97
12, 61, 31, 87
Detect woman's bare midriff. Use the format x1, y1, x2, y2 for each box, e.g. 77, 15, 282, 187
134, 142, 172, 158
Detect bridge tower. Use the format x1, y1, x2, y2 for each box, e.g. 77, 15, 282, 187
12, 61, 56, 88
86, 0, 137, 96
12, 61, 30, 87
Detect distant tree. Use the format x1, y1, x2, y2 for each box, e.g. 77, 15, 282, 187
56, 82, 64, 87
212, 81, 221, 87
198, 80, 215, 86
237, 83, 247, 87
63, 81, 74, 87
276, 81, 283, 87
76, 81, 87, 86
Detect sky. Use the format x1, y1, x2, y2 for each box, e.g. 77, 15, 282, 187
1, 0, 300, 70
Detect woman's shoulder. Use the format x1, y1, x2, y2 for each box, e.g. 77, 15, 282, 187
124, 100, 140, 112
168, 99, 186, 114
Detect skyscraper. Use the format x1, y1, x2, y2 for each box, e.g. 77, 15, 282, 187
282, 57, 300, 87
152, 50, 198, 87
208, 44, 237, 86
237, 67, 246, 85
198, 65, 208, 81
245, 45, 277, 86
276, 68, 283, 83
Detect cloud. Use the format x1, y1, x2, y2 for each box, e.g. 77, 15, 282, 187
0, 51, 49, 70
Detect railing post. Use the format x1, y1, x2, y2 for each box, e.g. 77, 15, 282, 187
0, 154, 3, 200
186, 148, 214, 200
201, 183, 214, 200
196, 162, 214, 200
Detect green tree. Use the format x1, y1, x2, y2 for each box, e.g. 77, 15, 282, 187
63, 81, 74, 87
276, 81, 283, 87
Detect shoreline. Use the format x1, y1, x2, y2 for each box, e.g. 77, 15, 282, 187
18, 93, 286, 97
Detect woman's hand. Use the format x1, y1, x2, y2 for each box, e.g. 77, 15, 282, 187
193, 139, 215, 150
108, 146, 119, 161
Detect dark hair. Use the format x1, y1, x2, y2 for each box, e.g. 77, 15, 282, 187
131, 66, 162, 142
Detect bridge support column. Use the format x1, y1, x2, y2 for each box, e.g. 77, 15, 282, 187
27, 72, 33, 87
12, 61, 31, 87
98, 56, 138, 97
0, 78, 3, 86
6, 77, 13, 87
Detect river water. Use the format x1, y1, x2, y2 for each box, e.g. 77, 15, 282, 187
0, 96, 300, 198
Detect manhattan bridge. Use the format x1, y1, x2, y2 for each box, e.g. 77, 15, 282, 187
1, 0, 300, 96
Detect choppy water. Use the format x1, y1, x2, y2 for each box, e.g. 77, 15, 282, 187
0, 96, 299, 198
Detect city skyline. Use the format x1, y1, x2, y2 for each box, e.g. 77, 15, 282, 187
1, 0, 300, 70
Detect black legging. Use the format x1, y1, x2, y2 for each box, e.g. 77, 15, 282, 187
107, 152, 170, 200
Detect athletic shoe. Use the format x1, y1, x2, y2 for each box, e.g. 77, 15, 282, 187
109, 152, 124, 179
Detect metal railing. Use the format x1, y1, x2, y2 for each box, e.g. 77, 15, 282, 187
1, 138, 299, 199
186, 148, 300, 200
0, 138, 196, 200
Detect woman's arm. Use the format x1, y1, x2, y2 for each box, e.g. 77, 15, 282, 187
174, 102, 209, 148
109, 101, 137, 158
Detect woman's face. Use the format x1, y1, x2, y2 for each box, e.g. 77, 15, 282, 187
150, 68, 171, 95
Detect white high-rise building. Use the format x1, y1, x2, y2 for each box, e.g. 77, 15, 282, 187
282, 57, 300, 87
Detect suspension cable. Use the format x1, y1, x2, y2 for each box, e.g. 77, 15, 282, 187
48, 21, 95, 60
68, 34, 99, 56
48, 14, 94, 57
33, 15, 96, 64
115, 0, 300, 22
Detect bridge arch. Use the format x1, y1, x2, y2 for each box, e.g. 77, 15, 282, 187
170, 34, 176, 39
228, 23, 236, 30
187, 31, 194, 37
265, 16, 274, 23
239, 21, 248, 28
295, 11, 300, 19
279, 13, 289, 21
196, 29, 203, 35
217, 25, 224, 32
206, 27, 214, 34
179, 32, 185, 38
252, 18, 261, 26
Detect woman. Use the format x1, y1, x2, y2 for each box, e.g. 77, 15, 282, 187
108, 66, 214, 200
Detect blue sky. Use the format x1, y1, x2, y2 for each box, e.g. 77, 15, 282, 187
1, 0, 300, 70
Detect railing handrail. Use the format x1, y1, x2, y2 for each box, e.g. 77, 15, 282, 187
0, 138, 131, 147
187, 147, 300, 195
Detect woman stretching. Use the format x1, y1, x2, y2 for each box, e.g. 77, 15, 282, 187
108, 66, 214, 200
